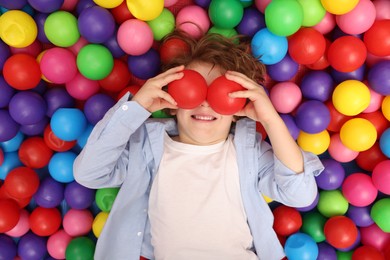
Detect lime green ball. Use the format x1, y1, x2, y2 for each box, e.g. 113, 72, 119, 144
208, 26, 238, 39
301, 211, 327, 242
65, 237, 95, 260
208, 0, 244, 29
95, 187, 120, 212
297, 0, 326, 27
317, 190, 349, 217
77, 44, 114, 80
371, 198, 390, 232
265, 0, 303, 36
147, 8, 175, 41
336, 250, 353, 260
44, 11, 80, 47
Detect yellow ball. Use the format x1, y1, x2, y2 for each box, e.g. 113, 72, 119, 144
297, 130, 330, 155
92, 211, 109, 238
93, 0, 123, 9
332, 80, 371, 116
340, 118, 377, 152
0, 10, 37, 48
381, 96, 390, 121
263, 195, 273, 203
127, 0, 164, 21
320, 0, 359, 15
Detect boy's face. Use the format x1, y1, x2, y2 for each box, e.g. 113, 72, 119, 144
172, 62, 235, 145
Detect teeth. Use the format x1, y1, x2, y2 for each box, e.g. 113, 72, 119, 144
194, 115, 214, 120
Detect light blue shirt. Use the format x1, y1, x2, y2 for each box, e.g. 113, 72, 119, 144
74, 94, 324, 260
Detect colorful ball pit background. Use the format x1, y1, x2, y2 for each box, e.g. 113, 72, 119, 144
0, 0, 390, 259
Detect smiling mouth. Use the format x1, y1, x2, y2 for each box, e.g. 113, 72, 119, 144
191, 115, 217, 121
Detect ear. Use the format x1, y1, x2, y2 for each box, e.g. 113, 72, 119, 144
169, 108, 177, 116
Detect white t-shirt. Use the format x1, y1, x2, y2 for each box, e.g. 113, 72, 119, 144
148, 133, 258, 260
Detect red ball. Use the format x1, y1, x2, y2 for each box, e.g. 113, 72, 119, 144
168, 69, 208, 109
324, 216, 358, 249
29, 207, 62, 236
364, 20, 390, 57
358, 110, 390, 137
0, 187, 31, 208
3, 53, 42, 90
117, 85, 141, 100
159, 38, 190, 64
272, 205, 302, 236
99, 59, 131, 92
43, 125, 76, 152
18, 137, 53, 169
0, 148, 4, 166
288, 27, 327, 65
110, 1, 134, 24
325, 101, 352, 133
356, 142, 387, 171
3, 167, 40, 199
306, 38, 331, 70
327, 35, 367, 73
207, 75, 246, 115
352, 245, 385, 260
0, 199, 20, 233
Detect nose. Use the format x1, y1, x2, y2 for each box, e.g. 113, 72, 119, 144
200, 99, 210, 107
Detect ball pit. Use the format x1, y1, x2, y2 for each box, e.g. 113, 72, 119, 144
0, 0, 389, 259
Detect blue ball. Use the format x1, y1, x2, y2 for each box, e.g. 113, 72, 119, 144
285, 232, 318, 260
0, 131, 24, 153
77, 124, 93, 149
251, 28, 288, 65
50, 108, 87, 141
48, 151, 77, 183
0, 151, 22, 180
127, 48, 161, 80
379, 128, 390, 157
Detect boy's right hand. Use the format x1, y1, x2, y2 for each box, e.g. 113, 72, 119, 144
131, 65, 184, 112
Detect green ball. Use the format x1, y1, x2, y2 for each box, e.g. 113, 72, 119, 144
44, 11, 80, 47
265, 0, 303, 36
336, 250, 353, 260
370, 198, 390, 232
297, 0, 326, 27
147, 8, 175, 41
77, 44, 114, 80
208, 0, 244, 29
240, 0, 253, 8
65, 237, 95, 260
317, 190, 349, 217
301, 211, 327, 242
152, 109, 172, 118
207, 26, 238, 39
95, 187, 120, 212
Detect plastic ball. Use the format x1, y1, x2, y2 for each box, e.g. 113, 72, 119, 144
126, 0, 163, 21
176, 5, 210, 39
92, 211, 109, 238
0, 199, 20, 233
20, 116, 49, 137
0, 151, 22, 180
64, 181, 95, 210
0, 77, 15, 109
356, 142, 387, 172
300, 71, 334, 102
50, 108, 87, 141
360, 223, 390, 252
208, 0, 244, 29
65, 236, 96, 260
95, 187, 120, 212
47, 229, 72, 260
167, 69, 208, 109
317, 190, 348, 217
364, 87, 384, 113
0, 10, 37, 48
44, 11, 80, 47
77, 44, 114, 80
251, 28, 288, 65
368, 60, 390, 95
301, 211, 327, 242
147, 8, 175, 41
159, 37, 190, 64
266, 54, 299, 82
164, 0, 178, 7
371, 198, 390, 233
103, 32, 126, 59
317, 242, 337, 260
296, 0, 326, 27
18, 136, 53, 169
332, 80, 370, 116
297, 130, 330, 155
17, 232, 47, 260
315, 158, 345, 190
8, 91, 47, 126
29, 206, 61, 236
280, 114, 299, 140
320, 0, 359, 15
43, 125, 76, 153
76, 124, 94, 149
341, 118, 377, 152
325, 101, 351, 132
236, 7, 265, 37
288, 27, 326, 65
324, 216, 358, 249
78, 6, 115, 43
352, 245, 386, 260
372, 160, 390, 195
127, 48, 161, 80
98, 60, 130, 92
3, 53, 41, 90
83, 93, 115, 125
28, 0, 63, 12
0, 110, 19, 143
328, 133, 359, 163
264, 0, 303, 36
306, 39, 331, 70
40, 47, 77, 84
68, 36, 88, 55
272, 205, 302, 236
3, 166, 39, 199
207, 75, 246, 115
284, 232, 318, 260
336, 0, 376, 35
0, 0, 27, 9
4, 209, 29, 237
33, 176, 64, 208
270, 82, 301, 114
364, 20, 390, 57
0, 131, 23, 153
347, 205, 374, 228
117, 19, 153, 56
48, 151, 77, 183
65, 72, 100, 101
63, 209, 93, 236
43, 87, 75, 118
342, 173, 378, 207
295, 100, 330, 134
327, 36, 367, 73
380, 128, 390, 157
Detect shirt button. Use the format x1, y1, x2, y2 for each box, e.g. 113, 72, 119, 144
137, 232, 142, 236
122, 105, 128, 111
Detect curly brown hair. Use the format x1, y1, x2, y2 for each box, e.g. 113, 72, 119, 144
160, 30, 266, 84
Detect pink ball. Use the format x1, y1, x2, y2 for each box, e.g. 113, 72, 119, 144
312, 12, 336, 35
5, 209, 30, 237
164, 0, 178, 7
269, 82, 302, 113
65, 72, 100, 100
67, 37, 88, 55
372, 160, 390, 195
40, 47, 78, 84
255, 0, 272, 13
363, 87, 384, 113
336, 0, 376, 35
342, 173, 378, 207
117, 19, 153, 56
373, 0, 390, 20
328, 133, 359, 163
47, 229, 73, 259
360, 223, 390, 252
176, 5, 210, 39
63, 209, 93, 236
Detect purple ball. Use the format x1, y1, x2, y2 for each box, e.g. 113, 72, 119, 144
266, 54, 299, 82
44, 87, 75, 117
20, 116, 48, 136
0, 234, 17, 260
78, 5, 115, 43
0, 0, 27, 9
76, 0, 96, 15
194, 0, 211, 8
103, 31, 126, 59
347, 205, 374, 227
295, 100, 330, 134
0, 109, 20, 142
280, 114, 299, 140
127, 48, 161, 80
236, 7, 265, 37
33, 176, 65, 208
330, 64, 366, 84
0, 40, 11, 70
300, 71, 334, 102
27, 0, 63, 13
8, 91, 47, 125
0, 76, 15, 108
368, 60, 390, 95
18, 232, 47, 260
33, 12, 50, 43
315, 158, 345, 190
64, 181, 95, 209
83, 93, 115, 125
317, 242, 337, 260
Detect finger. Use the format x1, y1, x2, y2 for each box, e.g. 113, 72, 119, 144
158, 90, 177, 106
225, 71, 259, 90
